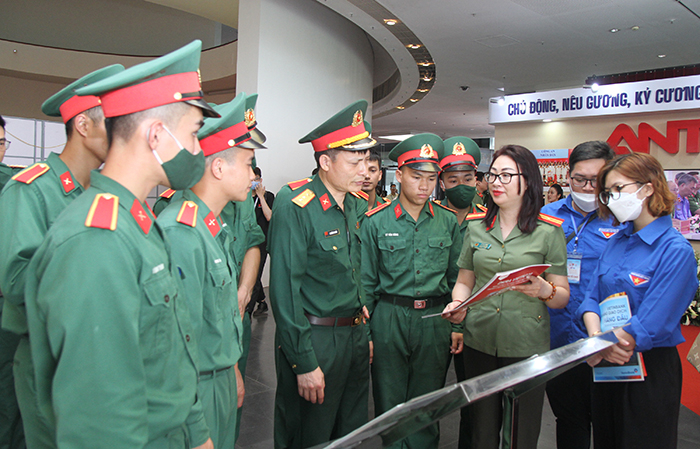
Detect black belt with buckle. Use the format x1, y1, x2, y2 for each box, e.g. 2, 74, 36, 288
380, 294, 449, 310
200, 365, 233, 377
305, 311, 363, 327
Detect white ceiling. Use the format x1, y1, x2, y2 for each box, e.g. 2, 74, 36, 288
368, 0, 700, 139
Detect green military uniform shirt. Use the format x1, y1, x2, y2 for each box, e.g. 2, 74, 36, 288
0, 162, 24, 194
23, 171, 209, 448
268, 175, 363, 374
220, 191, 265, 279
441, 198, 486, 235
458, 214, 567, 357
362, 200, 462, 312
158, 189, 243, 372
0, 153, 84, 335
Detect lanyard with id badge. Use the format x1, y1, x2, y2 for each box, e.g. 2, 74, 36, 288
567, 212, 596, 284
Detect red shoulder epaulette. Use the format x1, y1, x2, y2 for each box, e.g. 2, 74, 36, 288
287, 178, 312, 191
160, 189, 176, 199
538, 212, 564, 227
475, 204, 487, 212
432, 200, 457, 214
351, 190, 369, 201
365, 201, 391, 217
465, 212, 486, 221
12, 163, 49, 184
176, 201, 198, 227
292, 189, 315, 208
85, 193, 119, 231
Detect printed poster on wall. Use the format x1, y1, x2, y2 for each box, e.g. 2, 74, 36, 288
532, 149, 570, 196
665, 170, 700, 241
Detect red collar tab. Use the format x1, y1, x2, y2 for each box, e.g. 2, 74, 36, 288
311, 121, 369, 152
319, 193, 332, 211
394, 203, 403, 219
98, 72, 202, 118
59, 95, 102, 123
439, 154, 477, 170
428, 201, 434, 217
397, 146, 439, 168
59, 171, 76, 194
204, 211, 221, 237
200, 120, 252, 156
130, 199, 152, 234
486, 215, 497, 231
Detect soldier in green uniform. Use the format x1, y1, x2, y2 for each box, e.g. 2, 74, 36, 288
268, 100, 375, 449
23, 40, 220, 449
0, 115, 26, 449
362, 151, 389, 210
436, 136, 485, 448
362, 133, 463, 449
443, 145, 569, 449
0, 64, 124, 449
158, 94, 264, 447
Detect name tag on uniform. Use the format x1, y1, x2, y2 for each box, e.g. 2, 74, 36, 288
567, 251, 582, 284
324, 229, 339, 237
472, 242, 491, 250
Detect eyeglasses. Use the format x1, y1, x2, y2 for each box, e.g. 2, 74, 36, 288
0, 139, 10, 150
484, 172, 523, 184
598, 182, 641, 205
570, 176, 597, 188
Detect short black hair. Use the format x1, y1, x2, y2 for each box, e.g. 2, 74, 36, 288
476, 172, 485, 182
106, 102, 189, 148
65, 106, 104, 140
549, 183, 564, 198
368, 151, 381, 165
483, 145, 543, 234
677, 173, 697, 186
253, 167, 262, 177
314, 148, 340, 169
0, 115, 5, 131
569, 141, 616, 173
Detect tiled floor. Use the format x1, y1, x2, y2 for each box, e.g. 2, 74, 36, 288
237, 307, 700, 449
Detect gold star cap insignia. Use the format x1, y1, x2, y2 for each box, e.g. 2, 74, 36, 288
452, 142, 466, 155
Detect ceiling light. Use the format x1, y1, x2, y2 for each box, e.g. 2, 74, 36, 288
609, 28, 619, 33
406, 44, 422, 49
396, 106, 405, 110
384, 19, 398, 26
418, 61, 433, 67
658, 54, 666, 58
631, 25, 639, 31
409, 98, 419, 102
497, 87, 505, 92
417, 88, 429, 93
543, 119, 552, 123
591, 82, 600, 92
489, 96, 505, 105
422, 75, 433, 82
379, 134, 414, 141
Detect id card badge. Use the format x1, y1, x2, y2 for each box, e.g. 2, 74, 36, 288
567, 251, 583, 284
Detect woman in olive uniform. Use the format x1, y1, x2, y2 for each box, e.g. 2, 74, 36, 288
443, 145, 569, 449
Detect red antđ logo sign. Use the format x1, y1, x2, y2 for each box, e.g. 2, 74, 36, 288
607, 119, 700, 155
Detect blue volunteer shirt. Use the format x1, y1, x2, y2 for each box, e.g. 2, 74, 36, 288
576, 215, 698, 352
541, 196, 622, 348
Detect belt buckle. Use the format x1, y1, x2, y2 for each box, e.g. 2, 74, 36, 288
414, 300, 426, 309
351, 311, 363, 327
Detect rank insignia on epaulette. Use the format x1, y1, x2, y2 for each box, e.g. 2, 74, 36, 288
130, 199, 152, 234
288, 178, 312, 191
475, 204, 487, 212
538, 213, 564, 227
319, 193, 332, 211
433, 200, 457, 214
160, 188, 176, 199
12, 163, 49, 184
365, 201, 390, 217
176, 201, 198, 227
465, 212, 486, 221
292, 189, 315, 208
204, 211, 220, 237
59, 171, 76, 194
85, 193, 119, 231
351, 190, 369, 201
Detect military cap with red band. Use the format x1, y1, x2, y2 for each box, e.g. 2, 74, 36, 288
440, 136, 481, 172
198, 93, 266, 157
41, 64, 125, 123
75, 40, 219, 119
389, 133, 444, 173
299, 99, 377, 152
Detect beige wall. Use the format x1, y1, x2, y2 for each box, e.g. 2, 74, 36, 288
495, 108, 700, 251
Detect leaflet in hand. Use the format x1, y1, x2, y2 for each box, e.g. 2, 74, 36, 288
422, 264, 551, 318
593, 292, 645, 382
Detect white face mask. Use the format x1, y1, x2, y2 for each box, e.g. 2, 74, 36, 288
570, 190, 598, 213
607, 185, 645, 223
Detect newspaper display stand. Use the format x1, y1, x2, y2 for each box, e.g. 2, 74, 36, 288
313, 330, 621, 449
